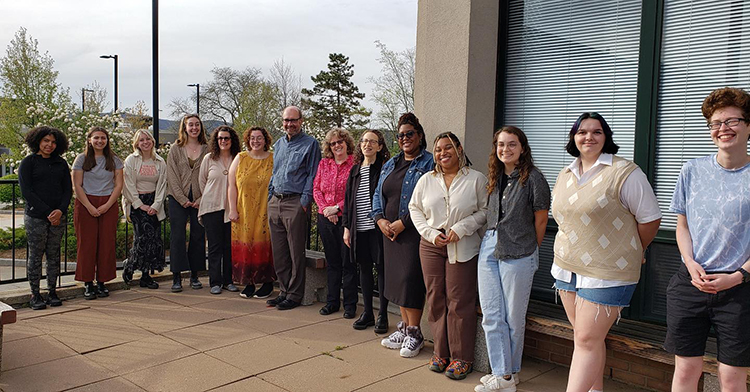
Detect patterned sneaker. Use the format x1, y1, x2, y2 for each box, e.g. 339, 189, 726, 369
475, 374, 516, 392
428, 354, 449, 372
381, 321, 406, 349
445, 359, 473, 380
399, 326, 424, 358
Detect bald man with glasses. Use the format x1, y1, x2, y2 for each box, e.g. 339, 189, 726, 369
266, 106, 321, 310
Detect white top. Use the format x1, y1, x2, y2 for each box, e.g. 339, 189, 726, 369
551, 153, 661, 288
409, 167, 488, 263
122, 150, 168, 221
198, 153, 231, 223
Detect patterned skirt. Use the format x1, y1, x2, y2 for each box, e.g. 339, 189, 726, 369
126, 192, 166, 272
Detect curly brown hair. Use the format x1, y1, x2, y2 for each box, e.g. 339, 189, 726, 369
701, 87, 750, 122
322, 127, 355, 159
243, 127, 272, 151
487, 126, 536, 193
354, 129, 391, 165
207, 125, 241, 160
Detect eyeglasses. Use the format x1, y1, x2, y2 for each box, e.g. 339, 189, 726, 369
329, 139, 345, 147
360, 139, 379, 145
283, 117, 301, 123
397, 130, 417, 140
707, 118, 746, 130
249, 136, 265, 142
217, 137, 231, 142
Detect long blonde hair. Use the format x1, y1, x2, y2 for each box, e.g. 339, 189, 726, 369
175, 114, 207, 146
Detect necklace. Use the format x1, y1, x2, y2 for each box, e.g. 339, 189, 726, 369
221, 156, 231, 175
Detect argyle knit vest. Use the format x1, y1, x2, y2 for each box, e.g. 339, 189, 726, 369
551, 156, 643, 282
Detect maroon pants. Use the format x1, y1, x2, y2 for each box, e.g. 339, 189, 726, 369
74, 195, 118, 282
420, 238, 478, 362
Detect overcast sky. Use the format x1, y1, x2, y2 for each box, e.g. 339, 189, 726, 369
0, 0, 417, 120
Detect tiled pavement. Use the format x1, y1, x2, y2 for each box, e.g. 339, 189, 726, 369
0, 278, 650, 392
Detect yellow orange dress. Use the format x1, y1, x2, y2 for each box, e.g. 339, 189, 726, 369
231, 152, 276, 285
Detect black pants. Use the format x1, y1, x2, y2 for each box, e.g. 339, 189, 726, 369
168, 193, 206, 274
318, 214, 357, 310
356, 229, 388, 316
202, 210, 232, 288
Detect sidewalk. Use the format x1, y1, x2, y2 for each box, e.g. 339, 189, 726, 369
0, 278, 651, 392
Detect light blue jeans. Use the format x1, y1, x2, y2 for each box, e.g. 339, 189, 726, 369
477, 229, 538, 377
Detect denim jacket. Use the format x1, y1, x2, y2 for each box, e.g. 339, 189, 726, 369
371, 149, 434, 225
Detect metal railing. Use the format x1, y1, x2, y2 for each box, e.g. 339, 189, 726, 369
0, 179, 168, 285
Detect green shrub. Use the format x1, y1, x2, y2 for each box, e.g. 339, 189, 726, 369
0, 227, 27, 250
0, 174, 24, 204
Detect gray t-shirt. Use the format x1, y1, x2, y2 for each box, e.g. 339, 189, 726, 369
72, 154, 124, 196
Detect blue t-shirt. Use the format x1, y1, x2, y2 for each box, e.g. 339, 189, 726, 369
670, 154, 750, 271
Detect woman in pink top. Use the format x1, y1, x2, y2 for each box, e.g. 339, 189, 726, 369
313, 128, 356, 318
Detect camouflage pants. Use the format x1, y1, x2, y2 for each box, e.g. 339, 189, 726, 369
25, 215, 66, 293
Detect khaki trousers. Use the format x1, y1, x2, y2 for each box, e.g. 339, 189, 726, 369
267, 195, 308, 303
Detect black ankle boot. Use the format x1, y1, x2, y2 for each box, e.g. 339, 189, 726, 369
140, 273, 159, 289
374, 312, 389, 334
84, 282, 97, 300
171, 273, 183, 292
96, 281, 109, 297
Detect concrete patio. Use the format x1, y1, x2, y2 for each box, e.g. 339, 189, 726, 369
0, 278, 650, 392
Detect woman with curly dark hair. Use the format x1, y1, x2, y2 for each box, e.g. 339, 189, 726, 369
342, 129, 391, 331
475, 126, 550, 391
372, 112, 434, 358
199, 125, 241, 294
72, 127, 124, 299
18, 126, 72, 309
227, 127, 276, 299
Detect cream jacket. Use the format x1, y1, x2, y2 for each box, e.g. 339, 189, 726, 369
122, 150, 168, 221
409, 167, 488, 263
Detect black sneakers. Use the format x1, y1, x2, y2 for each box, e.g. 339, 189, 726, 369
29, 292, 46, 310
253, 282, 274, 299
84, 282, 97, 300
47, 290, 62, 307
240, 285, 255, 298
96, 282, 109, 297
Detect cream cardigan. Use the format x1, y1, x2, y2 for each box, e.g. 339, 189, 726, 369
122, 150, 168, 221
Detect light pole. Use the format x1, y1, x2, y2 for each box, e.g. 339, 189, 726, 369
187, 83, 200, 115
81, 88, 94, 112
99, 54, 118, 113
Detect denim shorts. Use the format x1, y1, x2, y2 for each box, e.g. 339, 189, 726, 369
554, 273, 637, 308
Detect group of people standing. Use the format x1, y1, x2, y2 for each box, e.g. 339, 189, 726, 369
15, 87, 750, 392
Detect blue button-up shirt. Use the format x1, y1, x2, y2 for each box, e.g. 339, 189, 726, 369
268, 131, 321, 208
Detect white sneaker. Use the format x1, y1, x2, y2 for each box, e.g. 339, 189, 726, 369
399, 326, 424, 358
381, 321, 406, 349
481, 374, 520, 386
475, 374, 516, 392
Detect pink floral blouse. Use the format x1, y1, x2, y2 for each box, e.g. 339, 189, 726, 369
312, 155, 354, 215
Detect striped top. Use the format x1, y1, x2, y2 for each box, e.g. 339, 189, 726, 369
355, 165, 376, 231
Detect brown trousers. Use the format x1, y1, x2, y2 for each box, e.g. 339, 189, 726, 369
267, 195, 308, 303
420, 238, 478, 362
74, 195, 118, 283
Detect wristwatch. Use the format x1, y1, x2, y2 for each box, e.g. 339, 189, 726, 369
736, 268, 750, 284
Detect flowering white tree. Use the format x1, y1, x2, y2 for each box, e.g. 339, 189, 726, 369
2, 102, 134, 168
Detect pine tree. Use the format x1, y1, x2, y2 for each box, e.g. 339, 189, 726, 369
301, 53, 371, 132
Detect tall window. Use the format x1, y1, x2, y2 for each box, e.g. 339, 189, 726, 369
504, 0, 643, 297
653, 0, 750, 230
504, 0, 642, 188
